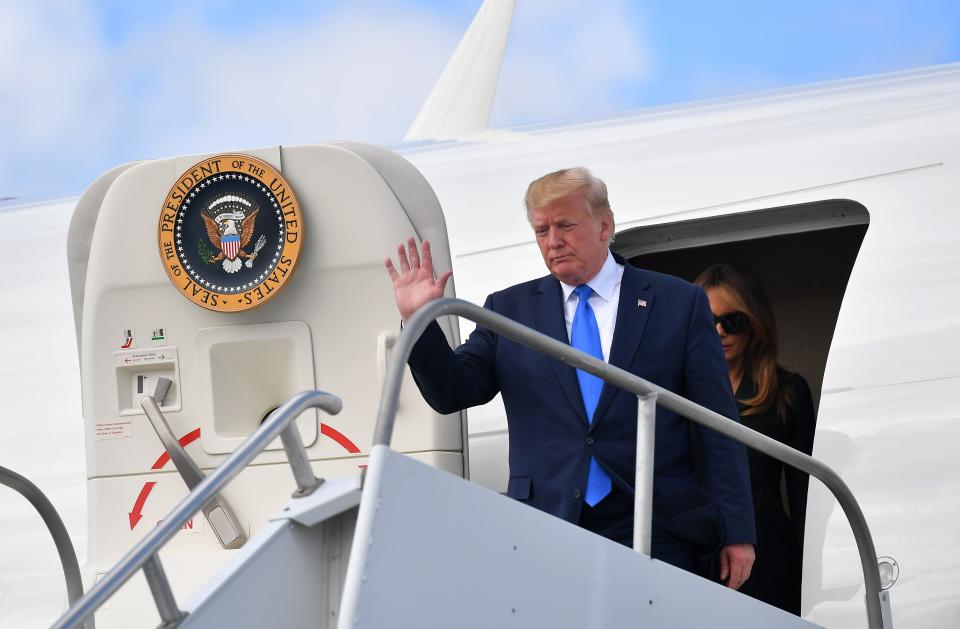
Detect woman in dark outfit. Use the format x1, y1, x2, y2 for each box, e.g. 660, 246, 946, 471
696, 263, 816, 615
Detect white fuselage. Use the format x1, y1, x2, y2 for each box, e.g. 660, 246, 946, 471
0, 63, 958, 629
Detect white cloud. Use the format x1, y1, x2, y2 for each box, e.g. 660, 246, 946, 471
123, 4, 463, 155
0, 1, 654, 198
0, 2, 121, 201
0, 2, 464, 197
0, 2, 109, 149
490, 0, 651, 127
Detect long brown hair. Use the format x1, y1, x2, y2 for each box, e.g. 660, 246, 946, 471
695, 262, 790, 416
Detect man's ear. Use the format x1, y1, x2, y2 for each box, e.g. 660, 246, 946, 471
600, 215, 614, 241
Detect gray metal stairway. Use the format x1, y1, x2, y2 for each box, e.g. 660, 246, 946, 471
52, 298, 891, 629
183, 447, 817, 629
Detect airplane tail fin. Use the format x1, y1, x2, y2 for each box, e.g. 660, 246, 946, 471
404, 0, 516, 141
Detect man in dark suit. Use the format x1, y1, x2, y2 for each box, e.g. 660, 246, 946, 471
385, 167, 756, 589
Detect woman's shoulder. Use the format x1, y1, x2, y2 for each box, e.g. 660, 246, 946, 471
776, 367, 810, 392
777, 366, 815, 413
776, 368, 816, 450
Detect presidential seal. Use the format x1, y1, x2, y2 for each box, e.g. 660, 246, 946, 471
158, 154, 303, 312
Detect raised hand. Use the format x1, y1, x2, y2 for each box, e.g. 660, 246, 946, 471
385, 238, 453, 321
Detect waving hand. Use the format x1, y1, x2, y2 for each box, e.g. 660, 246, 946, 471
385, 238, 453, 321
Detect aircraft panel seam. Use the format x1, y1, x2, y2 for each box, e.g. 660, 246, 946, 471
822, 372, 960, 395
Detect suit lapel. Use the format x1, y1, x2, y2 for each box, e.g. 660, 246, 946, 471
533, 276, 589, 425
590, 264, 654, 431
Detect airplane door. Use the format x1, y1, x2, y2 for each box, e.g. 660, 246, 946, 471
68, 142, 464, 627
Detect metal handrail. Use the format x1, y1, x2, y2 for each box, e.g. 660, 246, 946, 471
51, 390, 343, 629
0, 466, 94, 629
374, 298, 888, 629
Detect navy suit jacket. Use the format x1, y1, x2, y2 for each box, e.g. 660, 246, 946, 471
408, 256, 756, 547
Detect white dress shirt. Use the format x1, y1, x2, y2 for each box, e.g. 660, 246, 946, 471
559, 252, 624, 362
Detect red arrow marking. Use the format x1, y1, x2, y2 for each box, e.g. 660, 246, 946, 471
129, 428, 201, 530
129, 481, 156, 529
321, 423, 361, 453
130, 424, 361, 529
150, 427, 202, 470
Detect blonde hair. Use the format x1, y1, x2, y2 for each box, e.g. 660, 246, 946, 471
695, 262, 792, 417
524, 167, 615, 239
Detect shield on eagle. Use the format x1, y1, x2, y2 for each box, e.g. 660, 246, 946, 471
221, 233, 241, 260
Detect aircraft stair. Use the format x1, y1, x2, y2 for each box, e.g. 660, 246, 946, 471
50, 299, 891, 629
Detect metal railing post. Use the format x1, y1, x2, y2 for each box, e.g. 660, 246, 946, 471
633, 392, 656, 556
142, 554, 186, 628
279, 421, 324, 497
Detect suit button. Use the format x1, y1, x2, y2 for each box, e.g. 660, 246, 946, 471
573, 488, 582, 499
586, 437, 595, 445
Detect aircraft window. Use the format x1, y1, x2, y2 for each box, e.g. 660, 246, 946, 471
614, 199, 868, 413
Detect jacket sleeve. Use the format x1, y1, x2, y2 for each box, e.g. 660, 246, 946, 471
682, 286, 757, 546
407, 294, 501, 414
784, 374, 816, 553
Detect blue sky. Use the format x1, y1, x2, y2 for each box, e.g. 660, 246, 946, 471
1, 0, 958, 200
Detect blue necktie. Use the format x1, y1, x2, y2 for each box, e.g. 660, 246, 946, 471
571, 285, 612, 506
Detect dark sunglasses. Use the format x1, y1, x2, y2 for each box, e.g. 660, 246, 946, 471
714, 312, 749, 335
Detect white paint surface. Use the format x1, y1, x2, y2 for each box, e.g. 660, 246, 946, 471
1, 63, 960, 628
